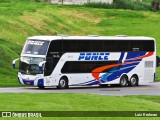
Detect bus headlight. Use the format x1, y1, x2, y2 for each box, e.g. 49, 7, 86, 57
18, 72, 21, 77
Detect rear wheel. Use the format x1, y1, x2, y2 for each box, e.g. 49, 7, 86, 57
129, 75, 138, 86
119, 75, 128, 87
57, 77, 68, 89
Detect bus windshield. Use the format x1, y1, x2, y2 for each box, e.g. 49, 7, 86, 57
19, 57, 45, 75
22, 40, 50, 55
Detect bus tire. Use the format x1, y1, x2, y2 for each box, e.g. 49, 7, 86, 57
129, 75, 138, 86
57, 77, 68, 89
119, 75, 128, 87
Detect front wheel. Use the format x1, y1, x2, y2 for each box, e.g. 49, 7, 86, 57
57, 77, 68, 89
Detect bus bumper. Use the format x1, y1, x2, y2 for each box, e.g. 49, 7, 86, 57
18, 77, 44, 87
18, 73, 45, 87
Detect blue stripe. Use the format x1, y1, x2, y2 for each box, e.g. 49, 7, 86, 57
100, 52, 146, 83
119, 52, 125, 62
38, 79, 44, 87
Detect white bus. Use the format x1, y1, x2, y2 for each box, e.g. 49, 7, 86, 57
13, 35, 156, 89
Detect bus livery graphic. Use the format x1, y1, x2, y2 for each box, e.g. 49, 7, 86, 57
92, 52, 154, 82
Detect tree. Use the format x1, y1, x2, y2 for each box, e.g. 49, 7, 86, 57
58, 0, 64, 5
152, 0, 160, 11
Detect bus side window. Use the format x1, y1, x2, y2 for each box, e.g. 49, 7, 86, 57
143, 40, 154, 51
117, 40, 129, 52
63, 40, 76, 52
44, 57, 53, 76
90, 40, 104, 52
77, 40, 91, 52
47, 40, 62, 57
103, 40, 117, 52
130, 40, 143, 51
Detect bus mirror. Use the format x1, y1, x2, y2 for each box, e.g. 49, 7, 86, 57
12, 58, 19, 69
156, 56, 160, 67
39, 61, 46, 71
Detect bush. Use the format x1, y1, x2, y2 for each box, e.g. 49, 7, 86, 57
0, 0, 10, 2
84, 0, 151, 11
113, 0, 133, 9
113, 0, 150, 10
84, 2, 114, 9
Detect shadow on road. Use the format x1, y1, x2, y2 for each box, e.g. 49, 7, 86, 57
23, 84, 151, 91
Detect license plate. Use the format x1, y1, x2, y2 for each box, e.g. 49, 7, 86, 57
26, 82, 31, 85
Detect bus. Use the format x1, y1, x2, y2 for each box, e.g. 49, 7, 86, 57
12, 35, 156, 89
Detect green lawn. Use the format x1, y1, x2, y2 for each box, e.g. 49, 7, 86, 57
0, 93, 160, 120
0, 0, 160, 86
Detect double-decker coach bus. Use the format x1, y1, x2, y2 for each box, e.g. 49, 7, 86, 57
12, 35, 156, 89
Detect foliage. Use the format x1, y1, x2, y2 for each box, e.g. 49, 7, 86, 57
84, 0, 151, 10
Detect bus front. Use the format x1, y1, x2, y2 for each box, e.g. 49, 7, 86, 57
13, 38, 50, 88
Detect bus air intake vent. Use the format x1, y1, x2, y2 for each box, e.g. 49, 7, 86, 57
145, 61, 153, 68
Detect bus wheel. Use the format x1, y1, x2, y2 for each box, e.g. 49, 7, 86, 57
58, 77, 68, 89
119, 75, 128, 87
129, 75, 138, 86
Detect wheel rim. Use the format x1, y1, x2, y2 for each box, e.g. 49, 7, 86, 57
130, 77, 137, 85
60, 79, 66, 88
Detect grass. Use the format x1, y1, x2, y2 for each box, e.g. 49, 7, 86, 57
0, 0, 160, 86
0, 93, 160, 120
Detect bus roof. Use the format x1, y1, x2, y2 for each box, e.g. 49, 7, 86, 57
27, 35, 155, 41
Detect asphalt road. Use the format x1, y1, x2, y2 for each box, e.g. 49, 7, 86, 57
0, 82, 160, 96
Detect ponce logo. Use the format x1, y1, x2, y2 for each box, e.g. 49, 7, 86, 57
78, 52, 110, 61
27, 41, 44, 46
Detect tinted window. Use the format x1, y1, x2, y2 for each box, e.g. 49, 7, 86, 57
117, 40, 130, 51
48, 40, 62, 52
103, 40, 117, 52
63, 40, 76, 52
46, 40, 63, 76
90, 40, 104, 51
143, 40, 154, 51
61, 61, 119, 73
47, 39, 154, 54
130, 40, 143, 51
44, 57, 54, 76
77, 40, 91, 52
